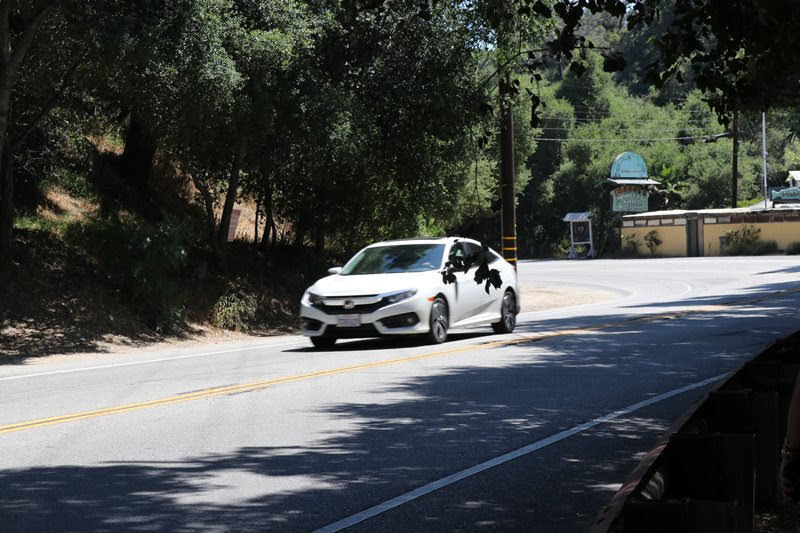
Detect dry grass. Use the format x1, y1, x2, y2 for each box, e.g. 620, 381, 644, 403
39, 187, 96, 223
755, 502, 800, 532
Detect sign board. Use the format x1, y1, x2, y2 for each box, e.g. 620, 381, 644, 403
227, 208, 242, 242
771, 187, 800, 203
571, 221, 590, 243
611, 186, 649, 212
610, 152, 648, 179
562, 212, 595, 258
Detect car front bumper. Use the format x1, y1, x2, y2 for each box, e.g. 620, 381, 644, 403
300, 296, 432, 337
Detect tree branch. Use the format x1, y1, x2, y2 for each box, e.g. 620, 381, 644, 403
8, 0, 57, 76
13, 54, 83, 149
477, 44, 610, 90
0, 1, 12, 64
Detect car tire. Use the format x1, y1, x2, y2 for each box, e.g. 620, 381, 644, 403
492, 290, 517, 334
427, 297, 449, 344
310, 336, 337, 349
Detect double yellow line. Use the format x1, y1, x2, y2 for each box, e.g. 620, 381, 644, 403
1, 287, 796, 436
0, 339, 523, 435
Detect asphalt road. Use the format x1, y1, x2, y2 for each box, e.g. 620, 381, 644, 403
2, 256, 800, 532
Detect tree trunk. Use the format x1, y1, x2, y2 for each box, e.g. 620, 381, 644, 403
0, 80, 14, 264
293, 223, 307, 248
258, 213, 272, 250
253, 194, 260, 246
0, 1, 56, 265
259, 173, 275, 251
120, 113, 157, 191
214, 138, 247, 268
315, 229, 324, 253
0, 141, 13, 262
191, 173, 220, 254
731, 109, 739, 209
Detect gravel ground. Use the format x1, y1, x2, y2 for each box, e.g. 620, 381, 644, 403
519, 283, 618, 313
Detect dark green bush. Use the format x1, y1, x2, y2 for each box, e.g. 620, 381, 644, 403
64, 215, 196, 330
786, 242, 800, 255
622, 234, 641, 256
723, 239, 778, 255
644, 230, 662, 256
721, 225, 778, 256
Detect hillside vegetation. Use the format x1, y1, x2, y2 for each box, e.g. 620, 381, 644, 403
1, 1, 799, 354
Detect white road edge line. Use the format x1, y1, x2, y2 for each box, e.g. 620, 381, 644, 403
315, 372, 729, 533
0, 340, 305, 382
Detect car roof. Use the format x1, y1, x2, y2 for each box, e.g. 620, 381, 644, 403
365, 237, 474, 247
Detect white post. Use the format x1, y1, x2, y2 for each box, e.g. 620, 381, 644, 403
569, 222, 576, 258
762, 112, 768, 209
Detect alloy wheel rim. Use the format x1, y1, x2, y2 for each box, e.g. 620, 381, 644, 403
432, 302, 447, 340
503, 293, 515, 329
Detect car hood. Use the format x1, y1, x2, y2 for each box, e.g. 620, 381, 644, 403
308, 271, 439, 297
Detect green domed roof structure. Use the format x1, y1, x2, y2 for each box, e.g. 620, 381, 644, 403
610, 151, 648, 179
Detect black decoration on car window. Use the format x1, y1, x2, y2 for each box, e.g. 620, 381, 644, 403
440, 240, 502, 292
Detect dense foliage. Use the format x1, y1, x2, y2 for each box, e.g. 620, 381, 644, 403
1, 0, 799, 271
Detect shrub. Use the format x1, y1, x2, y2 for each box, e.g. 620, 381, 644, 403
212, 283, 257, 331
623, 233, 641, 256
723, 224, 761, 247
786, 242, 800, 255
732, 240, 778, 255
644, 230, 662, 256
64, 214, 195, 330
721, 225, 778, 256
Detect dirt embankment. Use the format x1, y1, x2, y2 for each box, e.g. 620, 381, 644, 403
519, 284, 619, 313
2, 241, 619, 366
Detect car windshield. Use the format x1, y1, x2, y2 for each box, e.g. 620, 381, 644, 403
340, 244, 445, 275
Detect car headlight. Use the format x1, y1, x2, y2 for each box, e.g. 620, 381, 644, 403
383, 289, 418, 304
303, 291, 323, 306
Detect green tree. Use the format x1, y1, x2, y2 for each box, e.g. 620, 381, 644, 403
0, 0, 64, 263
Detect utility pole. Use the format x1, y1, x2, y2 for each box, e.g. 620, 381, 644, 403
499, 71, 517, 269
731, 109, 738, 209
762, 112, 768, 209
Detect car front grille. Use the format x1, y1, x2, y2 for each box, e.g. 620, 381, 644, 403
314, 294, 387, 315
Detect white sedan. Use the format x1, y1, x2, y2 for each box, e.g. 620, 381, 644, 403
300, 237, 519, 348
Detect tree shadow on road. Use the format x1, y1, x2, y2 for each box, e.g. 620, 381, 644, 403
1, 280, 799, 532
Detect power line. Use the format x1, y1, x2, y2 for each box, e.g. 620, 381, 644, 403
534, 126, 720, 133
552, 110, 710, 117
535, 134, 729, 143
535, 115, 715, 124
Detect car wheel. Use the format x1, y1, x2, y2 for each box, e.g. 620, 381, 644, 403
427, 298, 449, 344
310, 336, 337, 349
492, 290, 516, 334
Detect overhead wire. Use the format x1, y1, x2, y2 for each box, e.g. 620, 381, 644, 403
534, 116, 714, 124
533, 126, 720, 132
533, 134, 726, 143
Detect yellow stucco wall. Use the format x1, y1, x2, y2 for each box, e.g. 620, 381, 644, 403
621, 225, 687, 256
703, 222, 800, 255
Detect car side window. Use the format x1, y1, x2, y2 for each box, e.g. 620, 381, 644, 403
448, 243, 466, 264
464, 242, 484, 265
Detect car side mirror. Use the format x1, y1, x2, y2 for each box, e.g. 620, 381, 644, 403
328, 267, 342, 275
